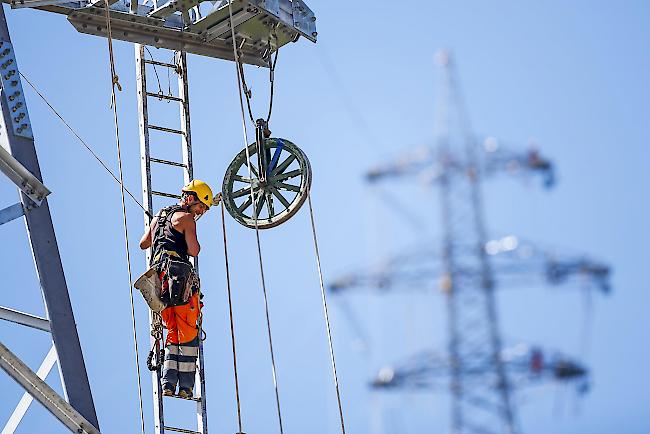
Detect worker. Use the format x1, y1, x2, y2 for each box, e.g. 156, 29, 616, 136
139, 179, 215, 399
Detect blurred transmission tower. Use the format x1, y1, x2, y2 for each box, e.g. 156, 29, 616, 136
330, 51, 610, 434
422, 49, 516, 434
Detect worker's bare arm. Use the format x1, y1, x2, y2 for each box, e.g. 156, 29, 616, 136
179, 214, 201, 256
139, 218, 157, 249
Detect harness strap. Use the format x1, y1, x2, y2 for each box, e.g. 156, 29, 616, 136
152, 249, 184, 265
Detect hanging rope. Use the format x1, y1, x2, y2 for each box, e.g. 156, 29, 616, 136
307, 193, 347, 434
232, 28, 279, 124
18, 71, 153, 220
102, 2, 146, 433
219, 201, 244, 433
227, 2, 285, 433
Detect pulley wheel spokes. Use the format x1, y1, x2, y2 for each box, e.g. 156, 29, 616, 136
223, 138, 312, 229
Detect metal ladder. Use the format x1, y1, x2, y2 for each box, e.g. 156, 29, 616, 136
135, 43, 208, 434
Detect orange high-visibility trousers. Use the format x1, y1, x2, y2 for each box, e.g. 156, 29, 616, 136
162, 292, 200, 345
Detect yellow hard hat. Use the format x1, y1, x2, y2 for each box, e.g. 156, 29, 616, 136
182, 179, 213, 209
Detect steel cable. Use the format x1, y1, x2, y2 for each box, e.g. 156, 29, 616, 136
307, 193, 347, 434
18, 72, 152, 219
219, 200, 244, 433
227, 1, 285, 433
102, 2, 146, 433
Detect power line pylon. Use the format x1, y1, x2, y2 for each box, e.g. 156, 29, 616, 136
330, 50, 610, 434
416, 50, 513, 434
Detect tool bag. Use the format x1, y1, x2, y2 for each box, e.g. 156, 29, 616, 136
163, 256, 199, 306
134, 266, 166, 313
135, 255, 200, 312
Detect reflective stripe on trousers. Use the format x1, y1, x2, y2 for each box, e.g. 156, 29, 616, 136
161, 336, 199, 391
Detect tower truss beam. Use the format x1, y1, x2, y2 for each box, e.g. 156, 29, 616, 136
0, 341, 101, 434
0, 9, 99, 429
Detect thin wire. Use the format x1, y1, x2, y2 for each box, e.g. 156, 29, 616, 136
18, 71, 153, 220
227, 2, 284, 433
102, 3, 146, 433
219, 200, 244, 433
144, 47, 164, 97
306, 193, 347, 434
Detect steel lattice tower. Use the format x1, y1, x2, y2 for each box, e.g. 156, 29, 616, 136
433, 51, 516, 434
330, 50, 610, 434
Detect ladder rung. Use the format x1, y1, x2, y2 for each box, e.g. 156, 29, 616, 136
150, 157, 187, 168
144, 59, 177, 69
163, 426, 200, 434
152, 190, 181, 199
164, 393, 201, 402
149, 124, 184, 135
146, 92, 183, 102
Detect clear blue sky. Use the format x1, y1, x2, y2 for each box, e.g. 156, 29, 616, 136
1, 1, 649, 433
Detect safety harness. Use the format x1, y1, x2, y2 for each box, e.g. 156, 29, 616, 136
150, 204, 200, 308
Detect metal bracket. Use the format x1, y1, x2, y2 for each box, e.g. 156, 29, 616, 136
0, 145, 51, 206
0, 202, 24, 225
0, 41, 32, 139
290, 0, 316, 41
259, 0, 279, 17
148, 0, 201, 19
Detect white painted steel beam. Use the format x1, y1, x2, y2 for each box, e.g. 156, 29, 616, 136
2, 344, 57, 433
0, 306, 50, 332
0, 341, 101, 434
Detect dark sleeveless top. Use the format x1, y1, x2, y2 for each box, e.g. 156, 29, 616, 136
151, 205, 189, 264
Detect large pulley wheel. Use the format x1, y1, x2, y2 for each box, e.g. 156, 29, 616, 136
222, 137, 311, 229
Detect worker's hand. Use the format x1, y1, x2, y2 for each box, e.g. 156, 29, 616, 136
212, 192, 223, 207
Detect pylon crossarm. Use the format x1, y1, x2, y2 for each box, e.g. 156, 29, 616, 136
365, 139, 554, 188
329, 238, 610, 294
0, 341, 101, 434
371, 345, 589, 391
502, 347, 589, 390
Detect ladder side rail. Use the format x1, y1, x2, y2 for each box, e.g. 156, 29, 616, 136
177, 51, 208, 434
135, 43, 166, 434
178, 50, 193, 187
0, 10, 99, 429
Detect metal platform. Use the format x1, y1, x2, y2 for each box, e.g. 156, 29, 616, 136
6, 0, 316, 66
